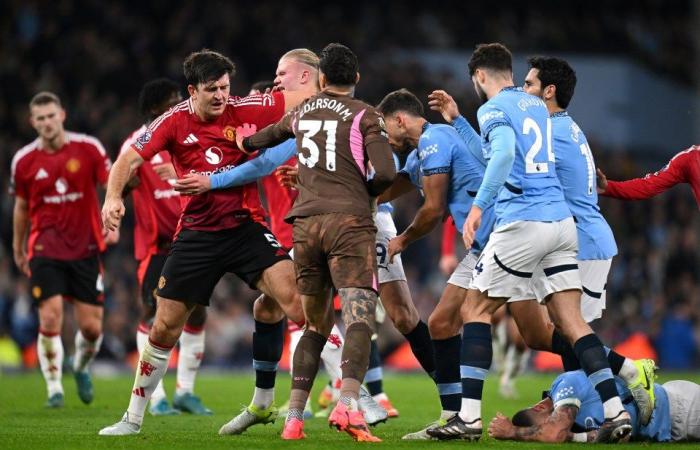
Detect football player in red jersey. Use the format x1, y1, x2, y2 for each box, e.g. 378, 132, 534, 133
597, 146, 700, 207
99, 49, 308, 436
11, 92, 115, 408
120, 78, 211, 416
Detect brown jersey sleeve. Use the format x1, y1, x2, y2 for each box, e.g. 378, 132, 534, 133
362, 108, 395, 196
243, 108, 296, 151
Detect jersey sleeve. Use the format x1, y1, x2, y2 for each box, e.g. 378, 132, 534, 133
133, 112, 175, 161
9, 155, 27, 198
452, 115, 486, 166
231, 91, 286, 129
477, 104, 511, 159
419, 129, 453, 176
88, 138, 111, 185
210, 139, 297, 190
604, 149, 691, 200
550, 373, 586, 409
361, 107, 389, 147
399, 149, 422, 188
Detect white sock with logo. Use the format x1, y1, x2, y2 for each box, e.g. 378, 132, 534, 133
38, 330, 64, 397
137, 324, 166, 403
176, 327, 205, 396
320, 324, 344, 381
72, 330, 103, 373
126, 339, 172, 426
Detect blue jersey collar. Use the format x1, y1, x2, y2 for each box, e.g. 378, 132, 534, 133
421, 121, 431, 134
500, 86, 522, 93
550, 111, 569, 118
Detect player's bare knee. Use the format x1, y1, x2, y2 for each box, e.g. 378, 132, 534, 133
339, 287, 376, 330
253, 294, 285, 323
186, 305, 207, 328
80, 323, 102, 341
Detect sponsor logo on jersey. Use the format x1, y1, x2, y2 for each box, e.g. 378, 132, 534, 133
222, 126, 236, 142
478, 110, 505, 125
154, 189, 180, 200
570, 122, 582, 143
419, 143, 439, 159
55, 178, 68, 194
35, 168, 49, 180
183, 133, 199, 145
66, 158, 81, 173
204, 147, 223, 165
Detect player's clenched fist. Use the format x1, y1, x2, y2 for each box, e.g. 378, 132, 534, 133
102, 197, 125, 231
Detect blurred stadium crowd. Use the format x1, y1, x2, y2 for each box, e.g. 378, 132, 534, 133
0, 0, 697, 369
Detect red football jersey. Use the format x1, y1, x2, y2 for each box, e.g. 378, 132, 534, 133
259, 155, 298, 249
121, 125, 181, 261
604, 146, 700, 209
11, 132, 111, 260
133, 92, 285, 232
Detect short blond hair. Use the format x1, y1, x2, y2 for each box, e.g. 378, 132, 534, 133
29, 91, 62, 109
281, 48, 319, 70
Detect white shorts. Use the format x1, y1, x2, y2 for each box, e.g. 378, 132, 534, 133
509, 258, 611, 323
470, 218, 581, 300
447, 252, 478, 290
375, 211, 407, 284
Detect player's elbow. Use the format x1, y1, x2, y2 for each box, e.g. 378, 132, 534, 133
368, 171, 396, 197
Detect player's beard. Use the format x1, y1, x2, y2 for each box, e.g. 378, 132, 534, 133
475, 83, 488, 104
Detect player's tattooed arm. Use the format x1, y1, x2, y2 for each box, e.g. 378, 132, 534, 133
488, 405, 578, 443
339, 288, 377, 329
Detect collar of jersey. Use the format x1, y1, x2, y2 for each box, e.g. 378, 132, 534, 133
421, 121, 431, 134
500, 86, 522, 93
550, 111, 569, 118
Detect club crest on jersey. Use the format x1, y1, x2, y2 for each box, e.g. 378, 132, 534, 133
204, 147, 223, 165
66, 158, 81, 173
32, 286, 42, 299
223, 126, 236, 142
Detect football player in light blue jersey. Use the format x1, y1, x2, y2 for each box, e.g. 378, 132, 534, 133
488, 370, 700, 443
376, 89, 496, 440
517, 56, 658, 424
429, 43, 630, 443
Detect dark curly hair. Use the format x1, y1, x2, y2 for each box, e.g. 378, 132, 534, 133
319, 43, 358, 87
138, 78, 180, 118
527, 56, 577, 109
468, 43, 512, 77
183, 49, 235, 86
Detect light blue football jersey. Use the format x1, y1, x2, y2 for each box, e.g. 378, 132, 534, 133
477, 87, 570, 226
549, 370, 672, 441
415, 123, 495, 253
550, 112, 617, 260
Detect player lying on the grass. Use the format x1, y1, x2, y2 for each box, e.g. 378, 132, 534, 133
488, 370, 700, 443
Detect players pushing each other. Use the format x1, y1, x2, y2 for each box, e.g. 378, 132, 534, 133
99, 49, 308, 436
11, 92, 114, 408
237, 43, 395, 441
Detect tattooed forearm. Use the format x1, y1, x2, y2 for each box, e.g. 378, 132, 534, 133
339, 288, 377, 328
513, 405, 578, 443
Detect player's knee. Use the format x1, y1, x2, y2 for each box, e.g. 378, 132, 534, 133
80, 323, 102, 341
38, 304, 62, 331
428, 311, 460, 338
519, 326, 550, 351
253, 294, 285, 323
339, 287, 376, 329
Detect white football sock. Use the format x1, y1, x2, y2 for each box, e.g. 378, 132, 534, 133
320, 324, 344, 381
72, 330, 102, 373
603, 397, 626, 420
38, 330, 64, 397
176, 327, 205, 396
252, 387, 274, 410
617, 358, 639, 384
137, 324, 166, 403
458, 398, 482, 424
126, 339, 172, 425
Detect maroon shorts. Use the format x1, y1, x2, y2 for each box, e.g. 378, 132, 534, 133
292, 213, 377, 296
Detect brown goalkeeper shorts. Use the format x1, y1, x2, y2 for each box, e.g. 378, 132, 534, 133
292, 213, 378, 296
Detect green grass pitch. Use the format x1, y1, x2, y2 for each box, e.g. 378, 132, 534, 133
1, 370, 698, 449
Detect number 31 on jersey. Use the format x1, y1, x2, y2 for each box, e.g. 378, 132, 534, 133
298, 119, 338, 171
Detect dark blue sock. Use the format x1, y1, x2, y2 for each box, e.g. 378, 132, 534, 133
460, 322, 492, 401
551, 329, 581, 371
403, 320, 436, 380
253, 319, 284, 389
432, 335, 461, 411
364, 339, 383, 396
573, 333, 617, 404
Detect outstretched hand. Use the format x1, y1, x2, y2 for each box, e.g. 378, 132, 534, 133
596, 168, 608, 194
428, 90, 460, 123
